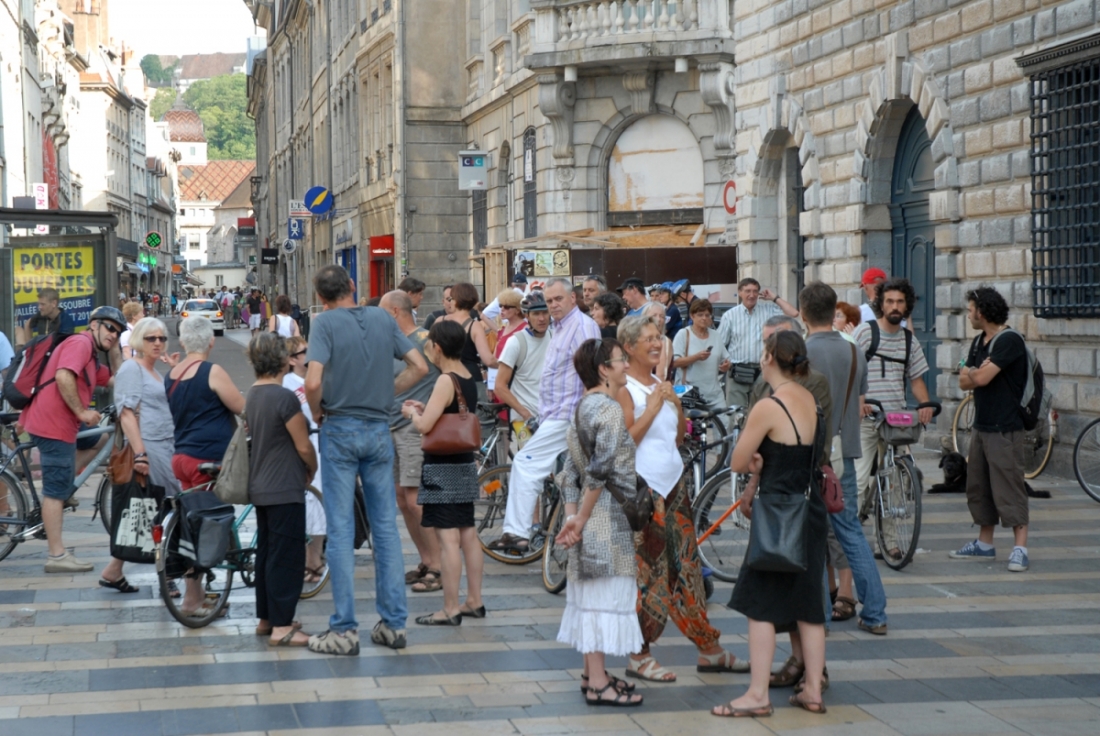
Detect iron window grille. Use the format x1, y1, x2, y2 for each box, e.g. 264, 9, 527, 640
1027, 52, 1100, 318
473, 189, 488, 254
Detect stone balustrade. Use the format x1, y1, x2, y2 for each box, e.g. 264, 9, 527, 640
530, 0, 731, 53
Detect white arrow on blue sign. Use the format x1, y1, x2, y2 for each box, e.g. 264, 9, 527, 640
288, 218, 304, 240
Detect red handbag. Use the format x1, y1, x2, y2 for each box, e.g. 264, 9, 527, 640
820, 464, 844, 514
420, 374, 482, 455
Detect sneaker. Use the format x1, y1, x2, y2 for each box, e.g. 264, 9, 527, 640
44, 552, 94, 573
370, 620, 407, 650
307, 629, 360, 656
949, 540, 996, 560
1007, 548, 1029, 572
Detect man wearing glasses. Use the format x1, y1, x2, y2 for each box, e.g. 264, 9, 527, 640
19, 306, 124, 573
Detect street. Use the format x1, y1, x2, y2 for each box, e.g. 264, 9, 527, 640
0, 326, 1099, 736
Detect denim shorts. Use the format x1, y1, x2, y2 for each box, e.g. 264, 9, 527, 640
30, 434, 77, 501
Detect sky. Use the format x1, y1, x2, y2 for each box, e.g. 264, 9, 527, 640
109, 0, 262, 59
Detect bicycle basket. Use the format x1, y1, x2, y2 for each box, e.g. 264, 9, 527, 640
880, 410, 923, 446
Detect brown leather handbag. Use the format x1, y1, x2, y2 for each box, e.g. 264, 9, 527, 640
107, 429, 135, 485
420, 374, 482, 455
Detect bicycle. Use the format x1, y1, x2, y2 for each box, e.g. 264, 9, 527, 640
475, 402, 514, 474
1073, 416, 1100, 504
475, 454, 564, 568
952, 391, 1056, 479
680, 404, 740, 502
865, 398, 941, 571
691, 467, 752, 585
0, 408, 117, 563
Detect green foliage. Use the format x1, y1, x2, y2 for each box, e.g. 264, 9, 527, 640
140, 54, 176, 87
149, 88, 175, 121
183, 75, 256, 161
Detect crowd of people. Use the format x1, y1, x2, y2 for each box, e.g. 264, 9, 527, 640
0, 261, 1039, 717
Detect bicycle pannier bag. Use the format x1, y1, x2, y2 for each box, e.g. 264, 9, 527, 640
881, 410, 923, 446
214, 418, 250, 505
109, 474, 166, 565
420, 374, 482, 455
178, 492, 234, 569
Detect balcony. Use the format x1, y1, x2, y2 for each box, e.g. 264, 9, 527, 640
527, 0, 733, 69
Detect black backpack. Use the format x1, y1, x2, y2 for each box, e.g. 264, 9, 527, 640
864, 320, 913, 388
983, 328, 1047, 431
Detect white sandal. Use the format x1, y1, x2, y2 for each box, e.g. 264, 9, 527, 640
625, 655, 677, 682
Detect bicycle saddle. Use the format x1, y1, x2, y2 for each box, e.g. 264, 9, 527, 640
0, 413, 21, 426
198, 462, 222, 479
684, 409, 709, 420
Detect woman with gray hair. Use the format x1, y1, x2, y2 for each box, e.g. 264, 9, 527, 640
99, 317, 183, 595
245, 332, 317, 646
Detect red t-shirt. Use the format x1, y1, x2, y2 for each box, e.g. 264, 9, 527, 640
22, 332, 111, 443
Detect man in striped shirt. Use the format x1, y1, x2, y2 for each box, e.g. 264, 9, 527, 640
716, 277, 800, 409
490, 278, 600, 552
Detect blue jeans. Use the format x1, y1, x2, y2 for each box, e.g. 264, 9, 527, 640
828, 457, 888, 627
320, 416, 407, 633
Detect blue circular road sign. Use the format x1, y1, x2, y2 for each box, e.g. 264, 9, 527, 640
304, 186, 334, 215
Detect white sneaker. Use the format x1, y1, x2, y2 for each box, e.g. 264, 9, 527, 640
44, 552, 94, 573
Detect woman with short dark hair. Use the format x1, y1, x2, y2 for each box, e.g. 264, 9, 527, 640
443, 282, 496, 390
245, 332, 317, 646
591, 292, 625, 339
270, 294, 301, 337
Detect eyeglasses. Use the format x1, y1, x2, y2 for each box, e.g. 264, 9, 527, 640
99, 322, 122, 335
291, 349, 308, 358
143, 336, 168, 343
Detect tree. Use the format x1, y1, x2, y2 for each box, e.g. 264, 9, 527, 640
149, 88, 175, 121
140, 54, 176, 87
183, 74, 256, 161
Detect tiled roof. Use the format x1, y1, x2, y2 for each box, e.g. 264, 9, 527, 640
179, 160, 256, 203
178, 53, 247, 80
163, 106, 206, 142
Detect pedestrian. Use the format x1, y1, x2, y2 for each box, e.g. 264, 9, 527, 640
247, 289, 264, 335
19, 306, 122, 572
378, 290, 441, 592
858, 268, 888, 323
488, 278, 600, 553
170, 293, 178, 315
671, 298, 731, 412
480, 275, 526, 324
398, 276, 426, 323
717, 277, 800, 410
246, 332, 317, 646
269, 295, 301, 337
951, 287, 1032, 572
641, 301, 675, 381
486, 288, 526, 397
304, 264, 428, 654
17, 287, 75, 346
656, 283, 682, 338
282, 335, 328, 587
555, 337, 644, 707
581, 275, 606, 311
100, 317, 183, 594
118, 302, 144, 360
671, 279, 696, 325
713, 330, 827, 718
493, 291, 551, 433
591, 292, 625, 340
400, 320, 486, 625
442, 283, 497, 400
833, 302, 861, 342
618, 278, 648, 318
422, 285, 454, 330
616, 315, 745, 683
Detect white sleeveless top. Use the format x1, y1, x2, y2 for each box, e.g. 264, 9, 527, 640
274, 314, 294, 337
624, 375, 683, 498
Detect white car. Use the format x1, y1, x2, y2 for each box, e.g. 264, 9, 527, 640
176, 299, 225, 336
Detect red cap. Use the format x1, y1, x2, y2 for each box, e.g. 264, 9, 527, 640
861, 267, 887, 286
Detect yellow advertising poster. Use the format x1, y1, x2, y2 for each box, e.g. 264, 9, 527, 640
13, 245, 97, 331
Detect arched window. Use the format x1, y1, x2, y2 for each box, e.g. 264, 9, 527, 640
522, 128, 537, 238
607, 115, 703, 226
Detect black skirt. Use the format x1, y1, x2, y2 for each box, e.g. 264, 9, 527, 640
422, 502, 474, 529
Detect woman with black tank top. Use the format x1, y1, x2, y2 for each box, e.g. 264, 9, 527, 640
401, 320, 486, 626
710, 330, 828, 719
442, 282, 496, 394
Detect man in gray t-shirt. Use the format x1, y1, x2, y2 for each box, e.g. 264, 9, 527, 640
304, 265, 427, 656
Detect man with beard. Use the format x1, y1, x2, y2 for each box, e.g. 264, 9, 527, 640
852, 278, 933, 562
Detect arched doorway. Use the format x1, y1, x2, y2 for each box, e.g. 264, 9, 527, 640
890, 106, 938, 395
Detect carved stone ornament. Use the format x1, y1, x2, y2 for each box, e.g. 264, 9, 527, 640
700, 62, 736, 153
556, 165, 576, 200
623, 72, 655, 116
538, 73, 576, 166
717, 157, 736, 179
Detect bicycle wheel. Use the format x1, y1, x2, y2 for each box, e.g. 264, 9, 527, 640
95, 475, 112, 534
475, 465, 545, 565
239, 529, 257, 588
701, 415, 731, 480
300, 487, 329, 599
875, 456, 921, 571
1074, 417, 1100, 503
952, 395, 975, 458
1020, 407, 1055, 480
692, 469, 751, 583
157, 510, 235, 628
541, 501, 568, 594
0, 471, 29, 562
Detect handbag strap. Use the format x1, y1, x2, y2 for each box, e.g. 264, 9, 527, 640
449, 373, 469, 417
168, 360, 202, 398
841, 342, 857, 428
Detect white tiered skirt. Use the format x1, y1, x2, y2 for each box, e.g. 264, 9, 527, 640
557, 575, 643, 656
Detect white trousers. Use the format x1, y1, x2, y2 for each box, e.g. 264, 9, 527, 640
503, 418, 570, 538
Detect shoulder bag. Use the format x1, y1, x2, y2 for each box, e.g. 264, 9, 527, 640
213, 417, 251, 504
572, 394, 654, 532
420, 374, 482, 455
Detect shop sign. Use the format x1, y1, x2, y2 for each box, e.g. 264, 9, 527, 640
13, 244, 97, 330
261, 248, 278, 265
369, 235, 395, 258
458, 151, 488, 190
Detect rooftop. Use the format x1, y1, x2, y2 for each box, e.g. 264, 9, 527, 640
162, 99, 206, 143
179, 160, 256, 203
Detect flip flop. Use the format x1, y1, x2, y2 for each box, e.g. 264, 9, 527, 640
269, 629, 309, 647
711, 702, 773, 718
98, 576, 139, 593
789, 694, 827, 714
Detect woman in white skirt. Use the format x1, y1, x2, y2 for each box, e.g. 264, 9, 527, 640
556, 338, 644, 707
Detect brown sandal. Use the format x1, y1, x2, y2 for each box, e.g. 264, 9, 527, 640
794, 666, 829, 693
411, 569, 442, 593
405, 563, 428, 585
769, 655, 805, 688
831, 596, 856, 621
789, 693, 827, 714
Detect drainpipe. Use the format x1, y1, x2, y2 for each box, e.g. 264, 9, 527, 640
394, 0, 408, 283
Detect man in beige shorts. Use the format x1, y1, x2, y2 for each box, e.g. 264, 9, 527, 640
380, 290, 442, 591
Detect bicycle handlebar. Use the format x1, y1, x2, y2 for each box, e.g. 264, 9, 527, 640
864, 398, 942, 419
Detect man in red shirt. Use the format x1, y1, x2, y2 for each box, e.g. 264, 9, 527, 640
21, 306, 124, 573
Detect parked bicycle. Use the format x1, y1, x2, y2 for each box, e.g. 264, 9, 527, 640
1073, 416, 1100, 504
0, 408, 116, 563
475, 402, 514, 474
952, 391, 1056, 479
679, 403, 738, 502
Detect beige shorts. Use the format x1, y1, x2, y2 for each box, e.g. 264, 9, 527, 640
392, 423, 424, 487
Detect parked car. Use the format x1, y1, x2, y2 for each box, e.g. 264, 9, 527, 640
176, 299, 225, 336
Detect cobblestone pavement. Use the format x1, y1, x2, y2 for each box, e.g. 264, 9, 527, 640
1, 328, 1098, 735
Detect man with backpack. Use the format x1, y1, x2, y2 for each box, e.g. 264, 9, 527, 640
951, 287, 1034, 572
18, 306, 124, 573
493, 291, 551, 432
16, 288, 75, 346
851, 278, 934, 561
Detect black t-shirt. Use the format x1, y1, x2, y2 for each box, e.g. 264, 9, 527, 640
968, 329, 1028, 433
245, 384, 308, 505
246, 296, 262, 314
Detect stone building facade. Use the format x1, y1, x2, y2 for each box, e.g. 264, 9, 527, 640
732, 0, 1100, 465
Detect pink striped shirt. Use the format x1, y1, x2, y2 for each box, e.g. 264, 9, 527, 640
538, 306, 601, 420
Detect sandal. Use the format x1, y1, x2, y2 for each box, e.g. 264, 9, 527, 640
304, 566, 325, 584
789, 693, 827, 714
167, 580, 181, 599
256, 620, 302, 636
269, 629, 310, 647
711, 702, 773, 718
487, 533, 529, 552
98, 576, 139, 594
769, 655, 805, 688
697, 649, 750, 673
831, 596, 856, 622
585, 681, 643, 707
411, 569, 442, 593
794, 666, 829, 693
625, 655, 677, 682
580, 671, 635, 694
405, 563, 428, 585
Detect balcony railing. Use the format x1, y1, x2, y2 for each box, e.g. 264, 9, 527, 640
531, 0, 731, 51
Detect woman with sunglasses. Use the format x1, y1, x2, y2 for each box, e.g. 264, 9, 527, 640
283, 336, 327, 585
99, 317, 183, 595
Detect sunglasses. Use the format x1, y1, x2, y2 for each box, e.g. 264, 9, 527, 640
99, 322, 122, 335
291, 349, 308, 358
144, 336, 168, 343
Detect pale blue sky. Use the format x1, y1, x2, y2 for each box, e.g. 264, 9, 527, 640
111, 0, 262, 59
